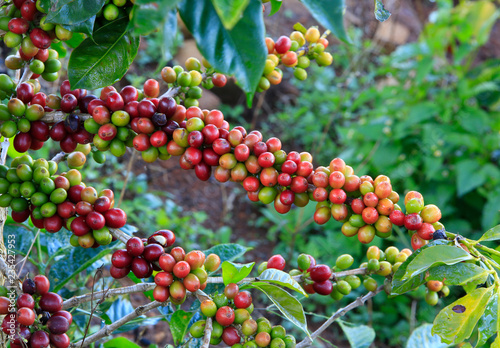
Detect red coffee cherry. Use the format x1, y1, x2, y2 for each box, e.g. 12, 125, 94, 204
267, 254, 285, 270
215, 306, 235, 326
234, 291, 252, 309
310, 264, 332, 282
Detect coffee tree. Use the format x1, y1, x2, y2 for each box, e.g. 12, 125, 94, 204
0, 0, 499, 347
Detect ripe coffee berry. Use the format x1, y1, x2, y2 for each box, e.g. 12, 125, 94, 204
267, 254, 286, 270
310, 264, 332, 282
234, 291, 252, 308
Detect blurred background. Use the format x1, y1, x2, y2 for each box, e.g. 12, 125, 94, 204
3, 0, 500, 346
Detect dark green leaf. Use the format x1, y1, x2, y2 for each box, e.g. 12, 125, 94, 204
476, 293, 498, 347
203, 243, 249, 266
129, 0, 179, 36
300, 0, 349, 42
62, 18, 95, 37
68, 18, 140, 90
161, 9, 178, 62
178, 0, 267, 97
432, 287, 493, 344
258, 269, 308, 297
337, 319, 375, 348
211, 0, 250, 29
221, 261, 255, 285
104, 337, 141, 348
402, 245, 474, 280
479, 225, 500, 243
269, 0, 282, 16
170, 310, 194, 346
392, 240, 450, 295
482, 194, 500, 231
374, 0, 391, 22
456, 159, 487, 197
245, 283, 309, 336
427, 263, 489, 287
406, 324, 451, 348
49, 247, 113, 292
44, 0, 106, 25
63, 32, 87, 48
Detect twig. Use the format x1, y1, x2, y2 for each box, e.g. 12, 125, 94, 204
296, 286, 384, 348
159, 86, 182, 100
62, 282, 156, 309
50, 151, 67, 164
117, 151, 137, 209
79, 267, 105, 348
69, 300, 166, 347
201, 317, 212, 348
18, 66, 33, 85
17, 229, 40, 277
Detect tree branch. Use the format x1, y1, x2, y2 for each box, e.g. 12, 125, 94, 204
51, 151, 66, 164
70, 300, 166, 347
296, 286, 384, 348
62, 282, 156, 309
109, 228, 130, 244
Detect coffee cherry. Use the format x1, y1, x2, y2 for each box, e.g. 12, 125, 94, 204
110, 265, 130, 279
216, 306, 235, 326
131, 257, 153, 279
173, 260, 190, 278
310, 264, 332, 282
169, 280, 186, 303
17, 307, 35, 326
29, 330, 51, 348
39, 292, 63, 313
34, 275, 50, 295
47, 315, 70, 334
204, 253, 221, 272
267, 254, 285, 270
234, 291, 252, 308
336, 254, 354, 270
313, 280, 333, 295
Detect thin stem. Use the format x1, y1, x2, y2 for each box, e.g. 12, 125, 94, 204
296, 286, 384, 348
18, 229, 40, 277
51, 151, 67, 164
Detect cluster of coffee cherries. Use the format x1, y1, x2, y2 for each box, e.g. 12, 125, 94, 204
111, 230, 221, 304
261, 25, 332, 91
0, 275, 72, 348
388, 191, 444, 250
99, 0, 134, 22
0, 0, 67, 82
0, 153, 125, 247
311, 157, 443, 246
190, 282, 296, 347
161, 57, 228, 108
424, 280, 449, 306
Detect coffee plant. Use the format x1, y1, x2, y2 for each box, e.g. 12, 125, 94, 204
0, 0, 498, 347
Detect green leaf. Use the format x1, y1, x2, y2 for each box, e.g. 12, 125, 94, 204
482, 194, 500, 231
337, 319, 375, 348
178, 0, 267, 96
406, 324, 451, 348
479, 225, 500, 243
161, 9, 178, 62
44, 0, 106, 25
258, 269, 308, 297
456, 159, 487, 197
245, 283, 309, 336
129, 0, 180, 36
202, 243, 249, 266
211, 0, 250, 29
300, 0, 349, 42
476, 293, 498, 347
68, 18, 140, 90
402, 245, 474, 281
104, 337, 141, 348
432, 286, 494, 344
269, 0, 282, 16
169, 310, 194, 346
50, 247, 113, 292
392, 240, 450, 295
221, 261, 254, 285
374, 0, 391, 22
62, 18, 95, 37
427, 263, 489, 287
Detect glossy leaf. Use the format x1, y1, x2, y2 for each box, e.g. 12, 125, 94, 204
246, 283, 309, 336
479, 224, 500, 242
406, 324, 450, 348
178, 0, 267, 97
161, 9, 178, 62
170, 310, 194, 346
427, 263, 489, 287
338, 320, 375, 348
392, 240, 450, 295
456, 159, 487, 196
43, 0, 106, 25
258, 269, 308, 297
104, 337, 141, 348
301, 0, 349, 42
269, 0, 282, 16
211, 0, 250, 29
402, 245, 474, 280
374, 0, 391, 22
68, 18, 140, 90
203, 243, 249, 265
129, 0, 179, 36
476, 293, 498, 347
221, 261, 255, 285
432, 286, 494, 344
62, 18, 95, 37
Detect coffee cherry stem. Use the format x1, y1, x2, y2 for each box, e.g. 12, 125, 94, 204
18, 65, 33, 85
51, 151, 67, 164
295, 285, 384, 348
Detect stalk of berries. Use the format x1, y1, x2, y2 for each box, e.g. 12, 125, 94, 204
0, 275, 72, 348
260, 25, 333, 90
190, 282, 296, 347
0, 0, 67, 83
110, 229, 222, 305
0, 153, 126, 247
